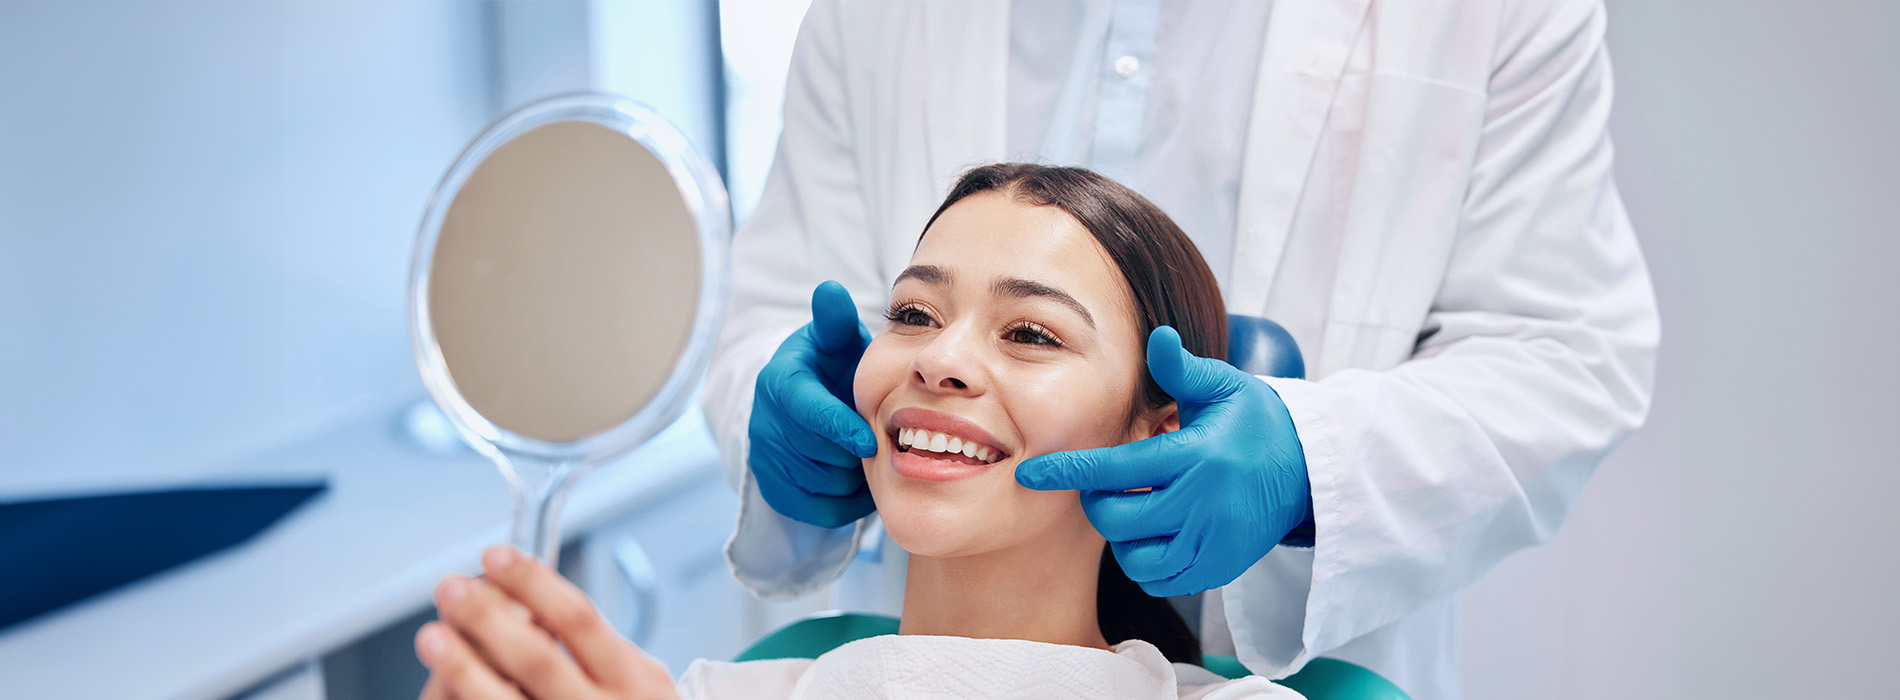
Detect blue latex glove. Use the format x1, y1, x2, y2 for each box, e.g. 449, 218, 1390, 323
1015, 326, 1314, 597
748, 281, 881, 529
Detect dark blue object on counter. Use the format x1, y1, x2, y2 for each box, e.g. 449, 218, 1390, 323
0, 482, 327, 631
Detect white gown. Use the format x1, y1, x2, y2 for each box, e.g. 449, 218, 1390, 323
677, 636, 1305, 700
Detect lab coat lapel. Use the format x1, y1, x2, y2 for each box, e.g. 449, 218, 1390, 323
922, 0, 1009, 186
1230, 0, 1372, 314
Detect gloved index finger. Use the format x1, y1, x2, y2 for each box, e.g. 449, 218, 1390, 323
775, 366, 879, 458
1014, 432, 1191, 492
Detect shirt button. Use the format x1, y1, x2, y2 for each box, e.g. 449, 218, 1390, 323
1114, 55, 1140, 79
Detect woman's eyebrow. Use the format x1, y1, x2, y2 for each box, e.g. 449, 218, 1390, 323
993, 277, 1095, 329
894, 264, 950, 287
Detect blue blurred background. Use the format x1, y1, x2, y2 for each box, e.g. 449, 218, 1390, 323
0, 0, 777, 500
2, 1, 1897, 699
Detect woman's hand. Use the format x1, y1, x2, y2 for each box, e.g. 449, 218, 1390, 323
416, 546, 679, 700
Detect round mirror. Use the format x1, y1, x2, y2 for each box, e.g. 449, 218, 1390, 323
409, 94, 729, 563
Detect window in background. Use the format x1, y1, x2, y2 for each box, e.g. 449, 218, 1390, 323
0, 0, 728, 498
0, 1, 494, 497
720, 0, 813, 224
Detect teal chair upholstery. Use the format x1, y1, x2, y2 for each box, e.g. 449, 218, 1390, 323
735, 613, 1410, 700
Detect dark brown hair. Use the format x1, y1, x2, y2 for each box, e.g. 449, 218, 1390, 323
920, 163, 1227, 665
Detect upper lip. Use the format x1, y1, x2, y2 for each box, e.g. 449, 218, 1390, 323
886, 407, 1011, 461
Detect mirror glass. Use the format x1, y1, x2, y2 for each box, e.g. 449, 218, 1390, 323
410, 94, 728, 563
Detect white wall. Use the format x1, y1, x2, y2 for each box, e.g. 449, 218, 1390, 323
0, 0, 727, 501
1461, 2, 1900, 698
0, 1, 493, 497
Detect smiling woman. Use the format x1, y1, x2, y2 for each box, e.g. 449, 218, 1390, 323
413, 165, 1299, 699
854, 163, 1230, 664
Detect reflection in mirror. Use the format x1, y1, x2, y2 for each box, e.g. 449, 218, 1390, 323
412, 96, 728, 563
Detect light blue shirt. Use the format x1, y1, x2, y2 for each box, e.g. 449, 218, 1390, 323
1006, 0, 1274, 291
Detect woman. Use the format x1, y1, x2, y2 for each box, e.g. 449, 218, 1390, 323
414, 165, 1303, 699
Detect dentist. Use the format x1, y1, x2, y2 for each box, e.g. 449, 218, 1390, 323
700, 2, 1658, 699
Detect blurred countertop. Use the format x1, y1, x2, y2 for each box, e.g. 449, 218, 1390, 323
0, 399, 723, 700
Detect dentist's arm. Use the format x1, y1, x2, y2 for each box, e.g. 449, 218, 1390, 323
1027, 0, 1657, 677
700, 0, 890, 598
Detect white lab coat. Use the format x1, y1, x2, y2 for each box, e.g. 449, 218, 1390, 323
702, 2, 1658, 699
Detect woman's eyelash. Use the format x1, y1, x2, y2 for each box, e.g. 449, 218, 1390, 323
884, 302, 934, 326
1004, 321, 1064, 348
883, 303, 1062, 347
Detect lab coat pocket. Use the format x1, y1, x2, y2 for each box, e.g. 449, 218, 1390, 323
1311, 73, 1486, 373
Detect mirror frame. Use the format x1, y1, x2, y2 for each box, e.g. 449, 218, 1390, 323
408, 93, 730, 467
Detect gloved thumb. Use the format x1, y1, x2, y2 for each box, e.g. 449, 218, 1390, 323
1146, 325, 1244, 407
810, 281, 871, 357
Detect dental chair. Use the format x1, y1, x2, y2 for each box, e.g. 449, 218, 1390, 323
734, 316, 1409, 699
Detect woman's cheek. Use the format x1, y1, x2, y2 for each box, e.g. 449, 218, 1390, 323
1000, 364, 1115, 453
852, 337, 902, 425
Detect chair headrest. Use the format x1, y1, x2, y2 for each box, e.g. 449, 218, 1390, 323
1225, 314, 1305, 380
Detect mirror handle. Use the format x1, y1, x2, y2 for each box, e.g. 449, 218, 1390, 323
613, 535, 661, 647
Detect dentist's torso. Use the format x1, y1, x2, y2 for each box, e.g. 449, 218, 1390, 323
718, 3, 1647, 699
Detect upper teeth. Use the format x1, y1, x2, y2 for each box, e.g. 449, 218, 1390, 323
897, 427, 997, 463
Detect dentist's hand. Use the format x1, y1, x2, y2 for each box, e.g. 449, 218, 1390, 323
748, 281, 880, 529
1015, 326, 1314, 598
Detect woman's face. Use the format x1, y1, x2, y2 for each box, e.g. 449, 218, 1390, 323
854, 191, 1174, 559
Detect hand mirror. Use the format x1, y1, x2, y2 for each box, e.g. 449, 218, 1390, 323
409, 94, 729, 564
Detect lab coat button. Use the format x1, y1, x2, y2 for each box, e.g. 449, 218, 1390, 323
1114, 55, 1140, 78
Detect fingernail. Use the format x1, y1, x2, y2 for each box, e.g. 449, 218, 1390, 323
483, 545, 517, 571
418, 625, 446, 662
441, 577, 468, 602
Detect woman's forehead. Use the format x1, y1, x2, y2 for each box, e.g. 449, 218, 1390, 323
909, 193, 1129, 312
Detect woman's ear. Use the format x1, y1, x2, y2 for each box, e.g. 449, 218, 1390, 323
1130, 402, 1180, 441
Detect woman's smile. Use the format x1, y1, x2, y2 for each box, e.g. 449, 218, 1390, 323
885, 406, 1011, 481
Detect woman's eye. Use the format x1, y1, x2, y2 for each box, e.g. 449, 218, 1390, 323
884, 304, 935, 327
1005, 323, 1062, 347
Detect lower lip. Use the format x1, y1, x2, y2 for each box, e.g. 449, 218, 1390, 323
891, 449, 997, 482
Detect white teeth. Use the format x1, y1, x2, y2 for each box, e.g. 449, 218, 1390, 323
893, 427, 1001, 462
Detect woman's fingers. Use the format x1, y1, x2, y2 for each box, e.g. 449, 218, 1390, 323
477, 546, 643, 689
433, 574, 594, 700
418, 674, 452, 700
415, 622, 527, 700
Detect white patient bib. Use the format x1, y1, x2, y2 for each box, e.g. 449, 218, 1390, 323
677, 634, 1302, 699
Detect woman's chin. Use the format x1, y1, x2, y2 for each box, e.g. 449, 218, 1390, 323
875, 494, 992, 558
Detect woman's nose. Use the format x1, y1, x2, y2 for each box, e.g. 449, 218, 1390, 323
911, 327, 987, 394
